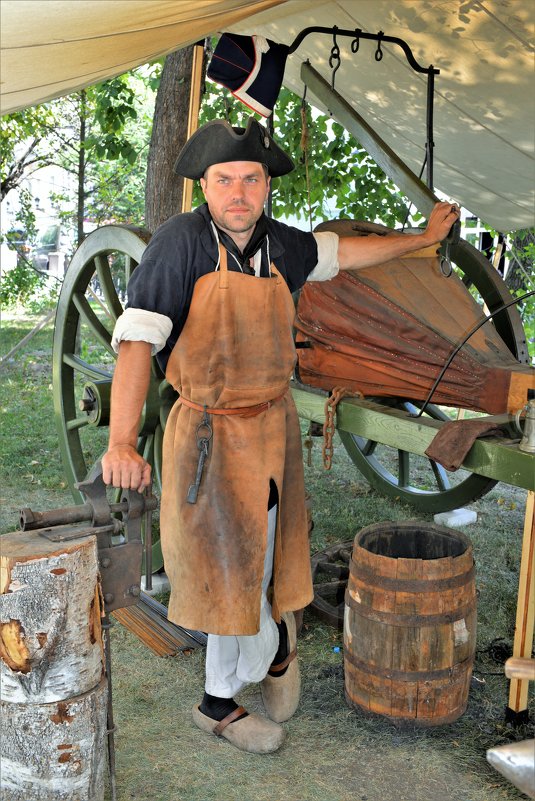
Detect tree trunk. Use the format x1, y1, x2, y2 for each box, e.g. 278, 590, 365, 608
145, 46, 199, 233
0, 531, 107, 801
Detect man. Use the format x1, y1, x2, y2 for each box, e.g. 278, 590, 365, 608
102, 117, 459, 754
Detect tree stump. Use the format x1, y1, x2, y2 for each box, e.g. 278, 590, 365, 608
0, 531, 107, 801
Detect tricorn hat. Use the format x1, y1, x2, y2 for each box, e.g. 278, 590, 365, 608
173, 117, 294, 179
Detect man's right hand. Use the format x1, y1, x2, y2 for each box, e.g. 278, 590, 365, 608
101, 444, 152, 493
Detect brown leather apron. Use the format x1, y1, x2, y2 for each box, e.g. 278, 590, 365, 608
161, 245, 313, 635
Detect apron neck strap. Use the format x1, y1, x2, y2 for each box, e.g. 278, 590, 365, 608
218, 244, 229, 289
217, 243, 281, 286
270, 263, 282, 284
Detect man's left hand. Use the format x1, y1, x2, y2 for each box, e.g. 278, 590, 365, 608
423, 201, 460, 246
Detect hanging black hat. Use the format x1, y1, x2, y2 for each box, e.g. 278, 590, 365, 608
207, 33, 289, 118
173, 117, 294, 179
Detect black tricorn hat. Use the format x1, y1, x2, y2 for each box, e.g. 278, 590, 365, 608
173, 117, 294, 179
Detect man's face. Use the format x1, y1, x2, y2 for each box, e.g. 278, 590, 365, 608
200, 161, 270, 242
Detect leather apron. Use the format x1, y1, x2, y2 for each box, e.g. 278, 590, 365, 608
161, 245, 314, 635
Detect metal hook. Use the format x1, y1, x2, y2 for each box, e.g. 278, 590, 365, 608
329, 26, 341, 89
351, 28, 361, 53
375, 31, 384, 62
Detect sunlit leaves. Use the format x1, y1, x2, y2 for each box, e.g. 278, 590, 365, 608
194, 82, 411, 228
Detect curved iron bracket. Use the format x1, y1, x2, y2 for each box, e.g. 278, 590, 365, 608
289, 25, 439, 190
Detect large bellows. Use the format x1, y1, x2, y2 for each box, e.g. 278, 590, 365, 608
344, 521, 477, 726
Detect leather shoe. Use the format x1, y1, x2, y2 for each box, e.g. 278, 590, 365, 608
192, 704, 284, 753
261, 611, 300, 723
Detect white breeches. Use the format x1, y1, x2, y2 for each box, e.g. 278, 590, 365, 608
204, 504, 279, 698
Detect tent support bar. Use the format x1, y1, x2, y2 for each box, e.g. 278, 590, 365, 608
426, 69, 435, 190
289, 26, 439, 75
291, 26, 438, 190
301, 61, 438, 217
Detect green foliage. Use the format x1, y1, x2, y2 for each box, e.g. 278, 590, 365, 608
507, 227, 535, 359
0, 106, 56, 199
0, 187, 37, 249
195, 83, 412, 228
88, 77, 139, 163
0, 261, 45, 307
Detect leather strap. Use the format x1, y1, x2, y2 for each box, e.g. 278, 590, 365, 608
217, 243, 282, 287
268, 647, 297, 674
213, 706, 248, 736
179, 394, 285, 418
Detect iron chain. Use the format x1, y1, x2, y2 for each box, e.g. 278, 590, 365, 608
322, 386, 363, 470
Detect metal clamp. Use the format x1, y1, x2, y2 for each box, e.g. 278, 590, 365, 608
20, 460, 158, 613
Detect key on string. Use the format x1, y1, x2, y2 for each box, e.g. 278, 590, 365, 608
186, 409, 213, 504
187, 437, 210, 504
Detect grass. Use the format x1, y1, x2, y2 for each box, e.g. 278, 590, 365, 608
0, 310, 532, 801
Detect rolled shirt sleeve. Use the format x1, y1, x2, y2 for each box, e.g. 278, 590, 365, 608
111, 308, 173, 355
307, 231, 339, 281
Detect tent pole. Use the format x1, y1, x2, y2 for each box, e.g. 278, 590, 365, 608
181, 43, 205, 213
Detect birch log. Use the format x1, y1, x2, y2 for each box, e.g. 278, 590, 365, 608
0, 530, 107, 801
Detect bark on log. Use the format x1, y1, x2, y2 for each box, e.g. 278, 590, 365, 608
0, 678, 108, 801
0, 531, 107, 801
0, 531, 104, 703
145, 46, 196, 232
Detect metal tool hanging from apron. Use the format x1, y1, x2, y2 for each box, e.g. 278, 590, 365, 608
161, 245, 314, 635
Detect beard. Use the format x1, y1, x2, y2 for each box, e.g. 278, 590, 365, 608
211, 207, 260, 235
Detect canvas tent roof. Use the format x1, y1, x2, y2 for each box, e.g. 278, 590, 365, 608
1, 0, 533, 232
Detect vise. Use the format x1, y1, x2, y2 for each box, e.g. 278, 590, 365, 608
20, 462, 158, 614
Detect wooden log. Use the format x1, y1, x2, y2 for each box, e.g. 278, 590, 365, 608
0, 531, 107, 800
0, 531, 104, 703
0, 678, 108, 801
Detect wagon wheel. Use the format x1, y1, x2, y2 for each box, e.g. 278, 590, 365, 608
52, 225, 178, 572
324, 226, 527, 513
309, 541, 353, 629
339, 400, 497, 514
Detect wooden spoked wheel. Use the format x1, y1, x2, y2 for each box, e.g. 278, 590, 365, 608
52, 225, 177, 573
53, 225, 527, 536
309, 541, 353, 629
338, 400, 497, 514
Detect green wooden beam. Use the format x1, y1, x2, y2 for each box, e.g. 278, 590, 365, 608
291, 384, 534, 491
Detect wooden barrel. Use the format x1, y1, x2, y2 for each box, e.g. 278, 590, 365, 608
344, 521, 476, 726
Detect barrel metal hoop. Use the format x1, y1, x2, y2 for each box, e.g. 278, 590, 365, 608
344, 648, 473, 682
349, 560, 475, 593
344, 590, 475, 626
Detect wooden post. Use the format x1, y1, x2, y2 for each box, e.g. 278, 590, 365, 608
181, 42, 205, 214
507, 490, 535, 718
0, 530, 107, 800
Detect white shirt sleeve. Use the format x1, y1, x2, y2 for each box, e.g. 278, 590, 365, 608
111, 308, 173, 355
307, 231, 340, 281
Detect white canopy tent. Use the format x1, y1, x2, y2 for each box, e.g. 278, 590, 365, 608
1, 0, 533, 231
